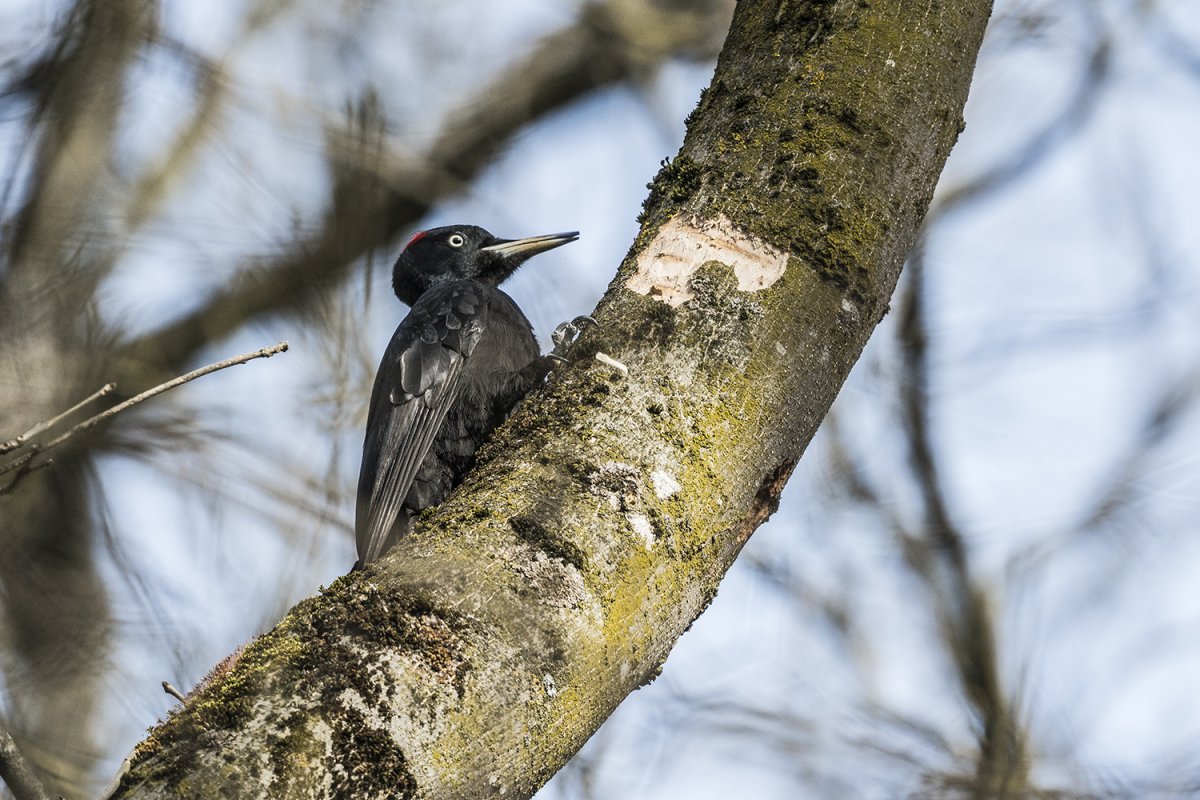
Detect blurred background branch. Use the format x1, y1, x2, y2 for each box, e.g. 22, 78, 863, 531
0, 723, 50, 800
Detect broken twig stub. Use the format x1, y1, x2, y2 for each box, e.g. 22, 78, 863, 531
625, 214, 788, 306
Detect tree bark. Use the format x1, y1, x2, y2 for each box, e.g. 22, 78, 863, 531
112, 1, 992, 797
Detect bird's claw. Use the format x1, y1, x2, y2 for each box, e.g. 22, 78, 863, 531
550, 315, 598, 362
552, 315, 597, 348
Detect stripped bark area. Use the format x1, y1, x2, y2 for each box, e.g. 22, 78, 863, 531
625, 213, 789, 305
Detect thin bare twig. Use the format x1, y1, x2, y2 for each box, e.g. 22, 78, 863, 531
0, 382, 116, 455
0, 723, 52, 800
161, 681, 186, 703
38, 340, 289, 453
0, 342, 289, 492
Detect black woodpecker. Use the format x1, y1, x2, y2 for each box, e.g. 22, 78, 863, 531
354, 224, 579, 568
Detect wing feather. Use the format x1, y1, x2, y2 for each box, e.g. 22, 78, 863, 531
357, 359, 463, 564
354, 281, 486, 566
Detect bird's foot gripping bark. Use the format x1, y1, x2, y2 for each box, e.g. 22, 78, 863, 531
547, 315, 597, 363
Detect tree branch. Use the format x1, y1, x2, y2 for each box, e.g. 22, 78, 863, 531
0, 382, 115, 456
110, 1, 992, 797
0, 724, 52, 800
5, 0, 153, 289
895, 252, 1027, 795
0, 342, 288, 494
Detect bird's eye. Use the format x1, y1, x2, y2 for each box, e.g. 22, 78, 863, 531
448, 233, 465, 247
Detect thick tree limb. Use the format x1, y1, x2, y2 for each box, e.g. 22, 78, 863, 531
112, 1, 992, 797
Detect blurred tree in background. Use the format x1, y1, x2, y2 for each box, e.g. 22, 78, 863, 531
0, 0, 1198, 798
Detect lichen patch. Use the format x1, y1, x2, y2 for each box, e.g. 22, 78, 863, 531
625, 214, 788, 306
626, 513, 655, 549
649, 469, 681, 500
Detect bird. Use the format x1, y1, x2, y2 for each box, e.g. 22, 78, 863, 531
354, 224, 581, 568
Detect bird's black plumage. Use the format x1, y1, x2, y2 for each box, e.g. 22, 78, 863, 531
355, 224, 578, 567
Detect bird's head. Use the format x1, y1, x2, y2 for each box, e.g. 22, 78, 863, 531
391, 225, 579, 306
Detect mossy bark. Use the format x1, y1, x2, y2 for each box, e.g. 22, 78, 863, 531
112, 1, 992, 797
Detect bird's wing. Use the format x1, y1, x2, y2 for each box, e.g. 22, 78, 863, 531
355, 282, 487, 565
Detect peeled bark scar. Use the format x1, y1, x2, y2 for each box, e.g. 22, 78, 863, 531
625, 214, 788, 306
